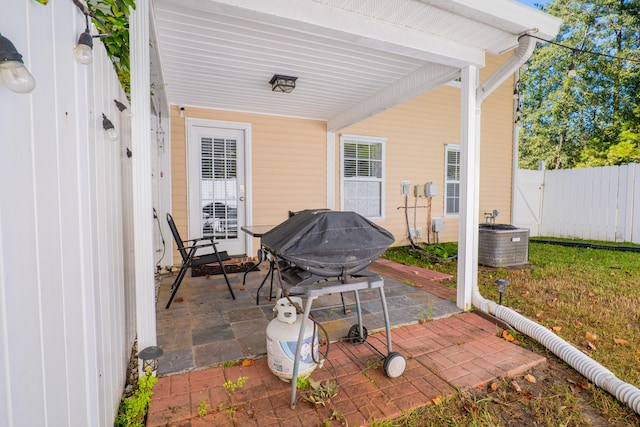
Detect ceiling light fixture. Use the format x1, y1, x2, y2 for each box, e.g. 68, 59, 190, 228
0, 32, 36, 93
269, 74, 297, 93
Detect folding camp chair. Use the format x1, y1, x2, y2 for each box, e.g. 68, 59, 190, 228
165, 213, 235, 308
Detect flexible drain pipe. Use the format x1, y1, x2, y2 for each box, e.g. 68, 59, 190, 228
470, 34, 640, 415
473, 291, 640, 414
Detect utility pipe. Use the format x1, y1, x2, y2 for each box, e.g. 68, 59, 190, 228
471, 33, 640, 415
473, 291, 640, 414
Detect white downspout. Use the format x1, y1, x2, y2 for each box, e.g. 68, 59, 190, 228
471, 33, 640, 415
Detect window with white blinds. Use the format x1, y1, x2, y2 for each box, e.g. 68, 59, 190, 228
340, 135, 385, 219
200, 137, 238, 239
444, 145, 460, 216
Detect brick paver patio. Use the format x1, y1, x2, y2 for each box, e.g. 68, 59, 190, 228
147, 311, 545, 426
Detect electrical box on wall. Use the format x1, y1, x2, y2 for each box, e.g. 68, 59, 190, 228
401, 180, 410, 196
413, 182, 437, 197
425, 182, 437, 197
431, 218, 444, 232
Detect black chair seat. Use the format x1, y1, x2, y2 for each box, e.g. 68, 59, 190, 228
165, 213, 235, 308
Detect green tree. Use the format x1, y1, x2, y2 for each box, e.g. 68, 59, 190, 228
519, 0, 640, 169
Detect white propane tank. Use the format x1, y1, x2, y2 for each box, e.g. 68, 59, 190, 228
266, 297, 319, 382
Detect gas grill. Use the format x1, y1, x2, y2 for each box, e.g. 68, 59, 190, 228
260, 209, 407, 408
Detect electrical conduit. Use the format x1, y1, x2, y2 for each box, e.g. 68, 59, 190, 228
472, 33, 640, 415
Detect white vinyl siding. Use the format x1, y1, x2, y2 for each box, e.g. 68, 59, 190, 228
445, 144, 461, 216
340, 135, 385, 219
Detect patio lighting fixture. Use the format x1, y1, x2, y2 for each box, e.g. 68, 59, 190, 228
71, 0, 110, 65
114, 99, 127, 111
567, 61, 577, 79
74, 23, 94, 65
102, 113, 119, 141
269, 74, 297, 93
0, 32, 36, 93
496, 279, 509, 305
138, 346, 163, 372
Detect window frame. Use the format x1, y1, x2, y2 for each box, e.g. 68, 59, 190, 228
444, 144, 461, 217
340, 134, 386, 220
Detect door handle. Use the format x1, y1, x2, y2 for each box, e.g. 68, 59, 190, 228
239, 196, 245, 201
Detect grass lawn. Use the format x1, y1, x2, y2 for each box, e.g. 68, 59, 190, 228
379, 240, 640, 426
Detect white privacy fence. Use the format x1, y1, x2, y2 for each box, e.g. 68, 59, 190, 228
1, 2, 136, 427
513, 164, 640, 243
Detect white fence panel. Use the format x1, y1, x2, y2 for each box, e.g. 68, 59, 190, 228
519, 163, 640, 243
0, 2, 134, 427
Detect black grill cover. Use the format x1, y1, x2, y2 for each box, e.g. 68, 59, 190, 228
261, 209, 394, 275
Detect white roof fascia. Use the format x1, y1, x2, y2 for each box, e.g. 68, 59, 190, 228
327, 63, 460, 132
422, 0, 562, 45
169, 0, 486, 68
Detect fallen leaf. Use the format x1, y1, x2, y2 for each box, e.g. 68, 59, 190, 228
574, 320, 583, 328
432, 396, 443, 405
613, 338, 629, 345
582, 340, 597, 350
414, 283, 423, 288
522, 391, 534, 398
580, 380, 590, 389
511, 381, 521, 392
241, 359, 255, 367
502, 330, 515, 342
463, 402, 478, 413
581, 349, 593, 357
524, 374, 536, 383
522, 291, 530, 298
536, 312, 543, 319
477, 383, 484, 389
585, 332, 598, 341
588, 291, 596, 297
552, 326, 562, 332
490, 382, 499, 392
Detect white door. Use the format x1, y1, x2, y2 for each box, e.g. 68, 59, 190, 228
188, 123, 247, 255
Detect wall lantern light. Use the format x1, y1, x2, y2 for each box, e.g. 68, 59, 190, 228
0, 33, 36, 93
269, 74, 297, 93
102, 113, 119, 141
138, 346, 163, 373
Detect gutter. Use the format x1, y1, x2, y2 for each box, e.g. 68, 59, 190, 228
477, 33, 537, 105
470, 34, 640, 415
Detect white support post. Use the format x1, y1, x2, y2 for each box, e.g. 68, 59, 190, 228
130, 0, 157, 356
457, 65, 479, 311
326, 132, 335, 210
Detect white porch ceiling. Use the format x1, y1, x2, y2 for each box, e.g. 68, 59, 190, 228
151, 0, 560, 129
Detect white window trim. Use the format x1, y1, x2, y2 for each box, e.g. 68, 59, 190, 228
340, 134, 386, 221
444, 143, 460, 218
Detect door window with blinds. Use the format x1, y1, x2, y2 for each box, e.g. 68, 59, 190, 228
200, 137, 238, 239
340, 135, 385, 219
444, 144, 460, 216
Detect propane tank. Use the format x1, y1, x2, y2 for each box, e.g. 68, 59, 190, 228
266, 297, 319, 382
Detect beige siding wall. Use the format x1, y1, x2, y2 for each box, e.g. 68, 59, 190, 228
169, 106, 327, 256
169, 53, 515, 252
338, 54, 514, 245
